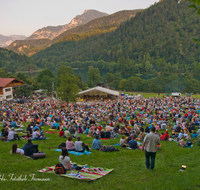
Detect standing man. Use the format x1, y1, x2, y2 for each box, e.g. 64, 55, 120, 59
142, 127, 160, 170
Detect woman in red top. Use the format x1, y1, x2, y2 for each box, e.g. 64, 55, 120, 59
59, 129, 64, 137
164, 131, 169, 140
160, 133, 166, 141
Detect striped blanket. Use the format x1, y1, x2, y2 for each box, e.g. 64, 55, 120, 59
37, 164, 114, 181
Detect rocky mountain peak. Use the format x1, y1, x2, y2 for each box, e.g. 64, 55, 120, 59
26, 10, 108, 40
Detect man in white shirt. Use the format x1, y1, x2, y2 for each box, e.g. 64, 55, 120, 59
8, 128, 20, 141
75, 136, 89, 152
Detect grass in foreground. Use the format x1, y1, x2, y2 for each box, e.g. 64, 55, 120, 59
0, 126, 200, 190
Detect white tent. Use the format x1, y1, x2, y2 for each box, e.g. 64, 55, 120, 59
172, 92, 181, 97
78, 86, 119, 97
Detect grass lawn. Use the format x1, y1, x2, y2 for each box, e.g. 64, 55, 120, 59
1, 126, 200, 190
120, 92, 200, 99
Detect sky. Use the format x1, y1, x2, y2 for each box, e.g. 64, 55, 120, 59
0, 0, 159, 37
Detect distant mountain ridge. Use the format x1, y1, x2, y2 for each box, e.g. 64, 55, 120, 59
0, 34, 26, 47
7, 9, 142, 56
26, 10, 108, 40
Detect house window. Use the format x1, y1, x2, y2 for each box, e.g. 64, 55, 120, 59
5, 88, 11, 92
6, 95, 12, 99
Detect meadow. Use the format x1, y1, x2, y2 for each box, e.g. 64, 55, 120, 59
0, 125, 200, 190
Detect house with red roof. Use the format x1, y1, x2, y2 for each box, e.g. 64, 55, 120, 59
0, 78, 25, 101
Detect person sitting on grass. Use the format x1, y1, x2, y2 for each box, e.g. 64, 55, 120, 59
191, 131, 198, 138
137, 132, 144, 141
8, 127, 20, 141
170, 130, 176, 138
85, 126, 89, 134
179, 139, 187, 147
164, 131, 169, 141
92, 135, 102, 150
64, 127, 71, 138
120, 135, 127, 147
26, 124, 33, 135
128, 135, 139, 149
59, 128, 64, 137
69, 125, 76, 135
1, 126, 9, 141
59, 148, 73, 170
66, 136, 75, 151
22, 139, 39, 158
32, 128, 46, 140
10, 143, 24, 155
99, 145, 119, 152
145, 126, 150, 133
75, 136, 89, 152
32, 128, 40, 139
160, 133, 166, 141
88, 127, 94, 137
77, 126, 83, 134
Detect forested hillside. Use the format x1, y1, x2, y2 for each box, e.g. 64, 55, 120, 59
31, 0, 200, 75
7, 9, 142, 57
0, 48, 38, 73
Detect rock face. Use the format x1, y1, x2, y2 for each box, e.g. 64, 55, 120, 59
0, 34, 26, 47
26, 10, 108, 40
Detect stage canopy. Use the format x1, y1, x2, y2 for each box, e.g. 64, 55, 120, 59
78, 86, 119, 97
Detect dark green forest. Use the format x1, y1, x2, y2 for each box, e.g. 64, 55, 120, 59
31, 0, 200, 75
0, 48, 38, 72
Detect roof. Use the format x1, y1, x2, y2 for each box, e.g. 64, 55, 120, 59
0, 78, 15, 87
172, 92, 181, 96
0, 78, 25, 87
78, 86, 119, 96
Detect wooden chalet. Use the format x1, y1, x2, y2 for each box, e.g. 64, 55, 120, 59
0, 78, 25, 101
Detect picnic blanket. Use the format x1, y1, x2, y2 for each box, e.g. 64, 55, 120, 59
54, 149, 92, 155
37, 164, 114, 181
112, 143, 120, 146
15, 128, 25, 131
49, 129, 58, 131
112, 142, 142, 146
45, 131, 59, 134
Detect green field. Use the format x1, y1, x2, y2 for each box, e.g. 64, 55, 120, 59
0, 125, 200, 190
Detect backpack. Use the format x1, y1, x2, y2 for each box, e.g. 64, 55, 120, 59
55, 163, 66, 175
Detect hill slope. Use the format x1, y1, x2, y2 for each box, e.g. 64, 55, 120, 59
6, 9, 142, 56
0, 48, 38, 73
31, 0, 200, 75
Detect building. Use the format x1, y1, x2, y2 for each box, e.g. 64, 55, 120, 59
0, 78, 25, 101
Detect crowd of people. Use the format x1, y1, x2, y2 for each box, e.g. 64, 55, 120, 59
1, 95, 200, 169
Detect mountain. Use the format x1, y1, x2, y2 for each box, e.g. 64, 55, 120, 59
30, 0, 200, 76
0, 48, 38, 73
26, 10, 108, 40
51, 10, 143, 44
7, 9, 142, 56
0, 34, 26, 47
